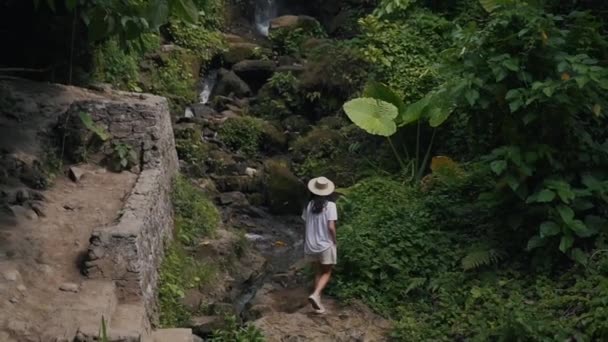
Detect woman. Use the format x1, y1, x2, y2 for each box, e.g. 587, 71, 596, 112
302, 176, 338, 314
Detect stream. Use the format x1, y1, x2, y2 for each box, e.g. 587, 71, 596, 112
254, 0, 277, 36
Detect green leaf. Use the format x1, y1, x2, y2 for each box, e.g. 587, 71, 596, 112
490, 160, 507, 175
569, 220, 594, 238
78, 112, 110, 141
400, 96, 429, 126
526, 235, 546, 251
171, 0, 199, 24
478, 0, 516, 12
540, 221, 560, 237
426, 94, 455, 127
570, 248, 588, 265
363, 81, 405, 113
343, 98, 398, 137
506, 175, 520, 191
556, 205, 574, 224
465, 89, 480, 106
559, 234, 574, 253
88, 8, 110, 41
65, 0, 78, 11
528, 189, 555, 203
147, 0, 170, 29
503, 58, 519, 71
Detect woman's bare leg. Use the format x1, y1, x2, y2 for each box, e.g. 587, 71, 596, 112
312, 264, 332, 297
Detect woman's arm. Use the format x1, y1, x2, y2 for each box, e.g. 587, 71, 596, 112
328, 220, 337, 245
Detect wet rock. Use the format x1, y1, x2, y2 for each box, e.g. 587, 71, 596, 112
282, 115, 310, 133
245, 167, 257, 177
217, 192, 248, 206
15, 188, 30, 203
59, 282, 80, 293
190, 316, 225, 336
278, 55, 301, 66
232, 60, 276, 91
223, 42, 261, 65
210, 302, 237, 316
9, 205, 37, 220
68, 166, 87, 182
28, 201, 45, 217
3, 269, 20, 282
214, 175, 262, 193
212, 69, 251, 98
190, 104, 218, 119
269, 15, 318, 32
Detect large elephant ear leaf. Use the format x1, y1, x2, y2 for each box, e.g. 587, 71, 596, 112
479, 0, 518, 12
363, 81, 406, 113
343, 98, 398, 137
170, 0, 199, 24
400, 96, 430, 126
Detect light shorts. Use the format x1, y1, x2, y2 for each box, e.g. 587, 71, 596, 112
306, 245, 337, 265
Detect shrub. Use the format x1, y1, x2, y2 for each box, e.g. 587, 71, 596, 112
269, 20, 327, 55
147, 50, 198, 114
92, 38, 140, 91
168, 19, 227, 64
173, 175, 220, 245
219, 116, 285, 156
356, 11, 449, 102
331, 177, 461, 312
210, 315, 264, 341
159, 241, 216, 328
300, 41, 370, 114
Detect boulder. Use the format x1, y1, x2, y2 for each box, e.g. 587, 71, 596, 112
282, 115, 310, 133
214, 175, 263, 193
216, 191, 249, 206
223, 42, 260, 65
275, 65, 306, 76
211, 69, 251, 98
190, 104, 218, 120
191, 316, 225, 337
232, 60, 276, 91
263, 159, 307, 215
269, 15, 319, 32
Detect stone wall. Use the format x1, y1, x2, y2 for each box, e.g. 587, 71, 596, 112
78, 92, 179, 324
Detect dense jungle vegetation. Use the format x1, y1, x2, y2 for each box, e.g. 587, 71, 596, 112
2, 0, 608, 340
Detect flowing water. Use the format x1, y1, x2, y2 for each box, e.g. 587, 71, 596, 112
198, 69, 218, 104
254, 0, 277, 36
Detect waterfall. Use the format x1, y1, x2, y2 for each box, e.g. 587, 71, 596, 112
198, 69, 218, 104
254, 0, 277, 36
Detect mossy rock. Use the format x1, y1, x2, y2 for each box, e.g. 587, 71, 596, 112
263, 159, 307, 215
260, 121, 287, 154
291, 127, 343, 161
218, 116, 286, 156
282, 115, 311, 133
174, 123, 210, 177
222, 42, 262, 65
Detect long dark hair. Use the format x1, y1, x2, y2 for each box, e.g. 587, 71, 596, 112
311, 195, 329, 214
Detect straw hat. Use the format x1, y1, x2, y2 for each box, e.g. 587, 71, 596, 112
307, 177, 335, 196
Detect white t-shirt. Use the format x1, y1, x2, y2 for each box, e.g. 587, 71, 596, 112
301, 201, 338, 254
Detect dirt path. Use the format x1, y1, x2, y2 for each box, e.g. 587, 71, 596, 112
218, 200, 392, 341
251, 284, 392, 342
0, 165, 136, 340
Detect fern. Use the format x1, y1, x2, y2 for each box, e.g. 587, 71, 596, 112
404, 277, 427, 295
462, 247, 505, 270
